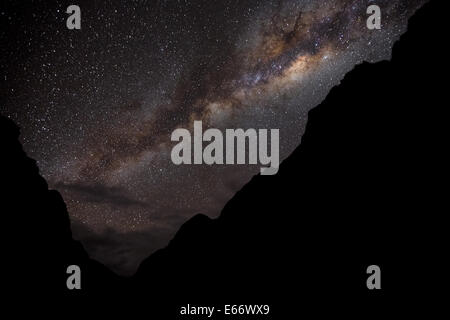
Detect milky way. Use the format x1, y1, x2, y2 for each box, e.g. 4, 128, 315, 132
0, 0, 427, 275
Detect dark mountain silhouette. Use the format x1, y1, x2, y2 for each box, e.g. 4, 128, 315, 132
1, 0, 445, 317
1, 114, 124, 294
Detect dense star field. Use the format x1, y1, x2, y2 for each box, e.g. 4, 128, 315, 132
0, 0, 426, 275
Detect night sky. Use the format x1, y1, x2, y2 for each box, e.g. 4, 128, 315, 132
0, 0, 426, 275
